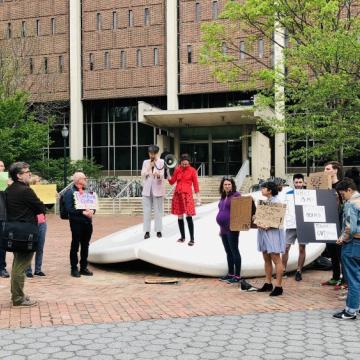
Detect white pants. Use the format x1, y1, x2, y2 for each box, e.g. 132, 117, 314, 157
143, 196, 163, 233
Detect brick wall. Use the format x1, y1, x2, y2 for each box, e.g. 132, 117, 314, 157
0, 0, 69, 101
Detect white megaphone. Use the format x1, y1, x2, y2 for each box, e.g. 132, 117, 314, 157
164, 154, 178, 169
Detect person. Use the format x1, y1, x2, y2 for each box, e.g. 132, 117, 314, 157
256, 181, 286, 296
333, 178, 360, 319
216, 177, 256, 291
168, 153, 201, 246
64, 172, 95, 278
25, 175, 47, 277
322, 161, 344, 286
0, 160, 10, 278
141, 145, 165, 239
345, 167, 360, 192
282, 173, 307, 281
160, 148, 171, 180
6, 162, 46, 307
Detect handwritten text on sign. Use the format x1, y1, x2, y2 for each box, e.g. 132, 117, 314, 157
284, 193, 296, 229
294, 189, 317, 206
74, 191, 98, 210
303, 206, 326, 223
314, 223, 338, 241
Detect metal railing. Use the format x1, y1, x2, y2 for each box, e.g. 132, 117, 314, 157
197, 162, 206, 177
234, 159, 250, 190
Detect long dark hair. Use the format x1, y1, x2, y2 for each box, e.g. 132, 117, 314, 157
219, 177, 237, 199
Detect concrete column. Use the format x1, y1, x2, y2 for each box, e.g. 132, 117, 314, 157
166, 0, 179, 110
173, 129, 180, 159
241, 125, 249, 162
156, 134, 171, 154
69, 0, 84, 160
208, 133, 213, 176
274, 22, 286, 177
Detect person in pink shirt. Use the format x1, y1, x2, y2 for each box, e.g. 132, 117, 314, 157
168, 154, 201, 246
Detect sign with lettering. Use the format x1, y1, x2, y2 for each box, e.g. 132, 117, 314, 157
314, 223, 338, 241
230, 196, 253, 231
284, 193, 296, 229
294, 189, 317, 206
30, 184, 57, 204
0, 172, 9, 191
254, 203, 286, 229
307, 172, 332, 190
303, 206, 326, 223
74, 191, 98, 210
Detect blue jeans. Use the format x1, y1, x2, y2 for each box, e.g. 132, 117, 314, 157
341, 240, 360, 313
221, 231, 241, 276
26, 222, 47, 275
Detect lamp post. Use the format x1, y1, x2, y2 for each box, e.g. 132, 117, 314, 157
61, 125, 69, 188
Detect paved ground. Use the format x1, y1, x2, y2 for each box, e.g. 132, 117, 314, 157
0, 215, 347, 329
1, 310, 360, 360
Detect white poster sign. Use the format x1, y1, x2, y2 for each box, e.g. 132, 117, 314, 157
294, 190, 317, 206
285, 193, 297, 229
303, 206, 326, 223
314, 223, 338, 241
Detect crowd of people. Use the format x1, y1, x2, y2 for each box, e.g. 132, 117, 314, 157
1, 151, 360, 319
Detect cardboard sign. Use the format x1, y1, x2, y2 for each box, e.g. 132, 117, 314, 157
74, 191, 98, 210
30, 184, 57, 204
307, 172, 332, 190
0, 172, 9, 191
230, 196, 253, 231
254, 203, 286, 229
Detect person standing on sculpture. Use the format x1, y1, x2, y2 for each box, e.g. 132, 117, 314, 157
141, 145, 165, 239
168, 153, 201, 246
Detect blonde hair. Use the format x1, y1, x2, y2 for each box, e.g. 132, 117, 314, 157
72, 172, 86, 184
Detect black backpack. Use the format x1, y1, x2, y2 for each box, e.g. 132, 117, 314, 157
59, 190, 70, 220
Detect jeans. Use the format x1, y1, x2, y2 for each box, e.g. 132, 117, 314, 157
221, 231, 241, 276
0, 248, 6, 271
26, 222, 47, 275
70, 221, 93, 270
341, 241, 360, 313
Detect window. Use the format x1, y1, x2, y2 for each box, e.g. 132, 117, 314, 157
212, 1, 218, 20
44, 57, 48, 74
58, 55, 64, 73
6, 23, 11, 39
240, 41, 245, 59
51, 17, 56, 35
153, 48, 159, 65
120, 50, 126, 69
128, 10, 134, 27
21, 21, 26, 37
36, 19, 40, 36
29, 58, 33, 74
136, 49, 142, 66
258, 38, 264, 58
144, 8, 150, 26
104, 51, 110, 69
112, 11, 117, 29
187, 45, 192, 64
89, 53, 94, 71
195, 2, 201, 22
96, 13, 101, 31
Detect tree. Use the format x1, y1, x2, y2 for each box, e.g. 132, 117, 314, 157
201, 0, 360, 164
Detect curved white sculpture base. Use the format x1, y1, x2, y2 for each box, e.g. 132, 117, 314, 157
89, 198, 325, 277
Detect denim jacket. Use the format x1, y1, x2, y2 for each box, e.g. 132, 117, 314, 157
341, 192, 360, 242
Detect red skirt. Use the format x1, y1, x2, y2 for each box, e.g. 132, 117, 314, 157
171, 192, 196, 216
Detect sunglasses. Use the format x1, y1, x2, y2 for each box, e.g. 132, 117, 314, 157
222, 176, 232, 181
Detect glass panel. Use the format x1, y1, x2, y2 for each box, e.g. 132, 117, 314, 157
114, 147, 131, 170
92, 147, 108, 169
93, 103, 107, 123
137, 146, 148, 169
138, 123, 153, 145
115, 123, 131, 145
93, 123, 108, 146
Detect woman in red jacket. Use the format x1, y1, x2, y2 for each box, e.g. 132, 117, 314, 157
168, 154, 201, 246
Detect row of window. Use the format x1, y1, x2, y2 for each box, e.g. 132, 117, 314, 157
28, 55, 65, 74
195, 1, 219, 22
88, 48, 160, 70
5, 17, 57, 39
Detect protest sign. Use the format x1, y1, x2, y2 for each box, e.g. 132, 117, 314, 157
0, 172, 9, 191
74, 191, 98, 210
307, 172, 332, 190
254, 203, 286, 229
230, 196, 253, 231
314, 223, 338, 241
294, 189, 317, 206
30, 184, 57, 204
284, 193, 296, 229
302, 205, 326, 223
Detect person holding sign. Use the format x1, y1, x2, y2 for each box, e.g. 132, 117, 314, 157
64, 172, 95, 278
333, 178, 360, 320
216, 177, 256, 291
256, 181, 286, 296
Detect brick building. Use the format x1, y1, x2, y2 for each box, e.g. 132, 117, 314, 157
1, 0, 284, 177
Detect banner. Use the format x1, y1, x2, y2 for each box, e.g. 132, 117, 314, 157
30, 184, 57, 204
0, 172, 9, 191
74, 191, 98, 210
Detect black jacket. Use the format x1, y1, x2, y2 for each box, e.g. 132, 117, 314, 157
64, 185, 93, 224
6, 181, 46, 223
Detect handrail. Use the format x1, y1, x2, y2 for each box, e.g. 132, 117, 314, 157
115, 179, 137, 198
234, 159, 250, 190
196, 162, 205, 177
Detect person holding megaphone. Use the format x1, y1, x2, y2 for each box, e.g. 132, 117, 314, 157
168, 153, 201, 246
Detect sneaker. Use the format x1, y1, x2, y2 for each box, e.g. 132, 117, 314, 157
34, 271, 46, 277
333, 309, 356, 320
80, 268, 93, 276
220, 274, 234, 282
71, 269, 81, 278
240, 279, 258, 292
270, 286, 283, 296
144, 232, 150, 239
257, 283, 273, 292
334, 283, 348, 291
0, 269, 10, 278
26, 272, 33, 278
157, 232, 162, 238
13, 299, 37, 307
226, 276, 241, 284
295, 271, 302, 282
321, 278, 341, 286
